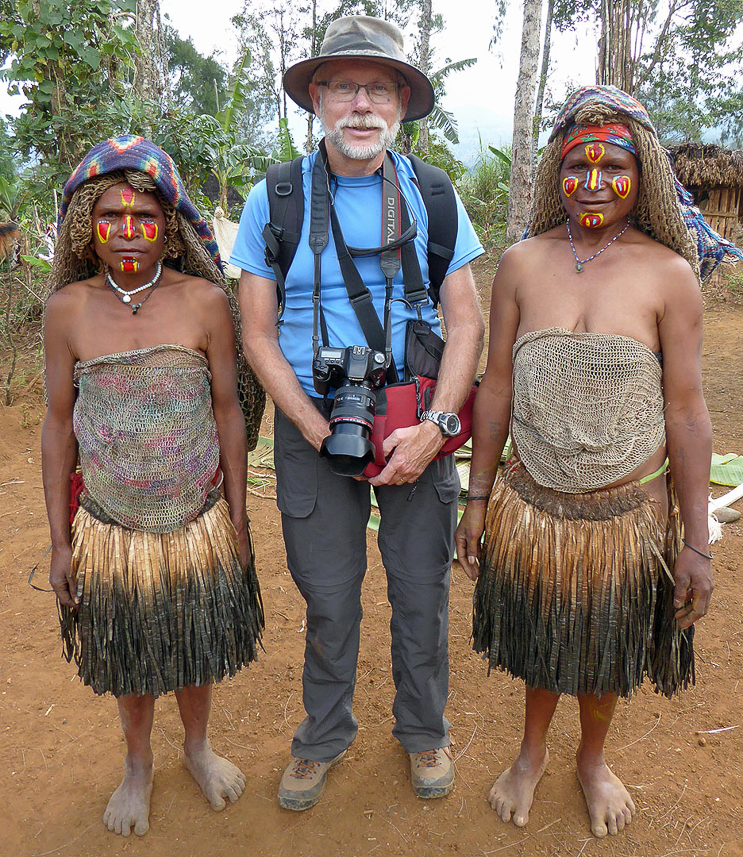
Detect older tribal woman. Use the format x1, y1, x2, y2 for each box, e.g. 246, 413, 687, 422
42, 137, 264, 837
456, 86, 741, 838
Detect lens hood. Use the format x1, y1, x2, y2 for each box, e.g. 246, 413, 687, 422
320, 430, 376, 477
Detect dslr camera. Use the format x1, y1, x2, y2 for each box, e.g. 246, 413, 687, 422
312, 345, 387, 477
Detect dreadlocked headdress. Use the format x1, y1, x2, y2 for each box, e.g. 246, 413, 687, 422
51, 136, 265, 449
526, 85, 743, 282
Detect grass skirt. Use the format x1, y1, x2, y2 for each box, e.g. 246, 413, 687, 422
473, 461, 694, 699
58, 492, 264, 697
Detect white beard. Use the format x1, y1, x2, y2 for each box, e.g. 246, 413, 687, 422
320, 110, 401, 161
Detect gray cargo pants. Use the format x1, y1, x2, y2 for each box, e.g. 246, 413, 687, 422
274, 406, 460, 762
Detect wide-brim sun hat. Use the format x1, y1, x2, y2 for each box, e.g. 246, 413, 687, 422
283, 16, 435, 122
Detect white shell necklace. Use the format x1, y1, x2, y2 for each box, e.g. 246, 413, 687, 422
566, 218, 629, 273
106, 261, 163, 314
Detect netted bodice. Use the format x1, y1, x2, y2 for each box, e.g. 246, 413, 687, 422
511, 328, 665, 492
73, 345, 219, 532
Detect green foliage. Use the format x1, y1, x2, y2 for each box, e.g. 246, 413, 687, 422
275, 118, 302, 162
458, 141, 511, 247
163, 25, 227, 117
0, 0, 138, 174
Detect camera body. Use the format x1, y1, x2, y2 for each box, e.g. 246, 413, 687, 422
312, 345, 387, 477
312, 345, 386, 396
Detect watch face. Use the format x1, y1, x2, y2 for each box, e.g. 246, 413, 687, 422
442, 413, 460, 437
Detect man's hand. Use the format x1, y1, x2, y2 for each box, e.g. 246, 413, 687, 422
454, 501, 488, 581
368, 420, 444, 487
49, 545, 78, 609
673, 546, 713, 629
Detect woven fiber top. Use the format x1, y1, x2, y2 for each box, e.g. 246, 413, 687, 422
512, 328, 665, 493
73, 345, 219, 532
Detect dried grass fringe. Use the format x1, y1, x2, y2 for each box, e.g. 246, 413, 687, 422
58, 495, 264, 697
473, 463, 694, 699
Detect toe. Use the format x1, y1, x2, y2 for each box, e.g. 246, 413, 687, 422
134, 817, 150, 837
513, 810, 529, 828
607, 814, 619, 835
224, 783, 240, 803
591, 820, 608, 838
210, 792, 227, 811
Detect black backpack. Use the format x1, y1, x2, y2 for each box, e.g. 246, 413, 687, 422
261, 153, 458, 316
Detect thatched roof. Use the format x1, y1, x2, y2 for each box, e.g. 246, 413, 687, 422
668, 143, 743, 189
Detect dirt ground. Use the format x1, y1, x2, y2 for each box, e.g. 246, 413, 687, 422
2, 264, 743, 857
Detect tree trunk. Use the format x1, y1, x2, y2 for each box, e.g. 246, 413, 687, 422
135, 0, 169, 108
507, 0, 543, 241
532, 0, 554, 163
597, 0, 634, 93
416, 0, 433, 154
305, 0, 317, 152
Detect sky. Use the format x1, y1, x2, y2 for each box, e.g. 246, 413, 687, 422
1, 0, 599, 163
158, 0, 598, 162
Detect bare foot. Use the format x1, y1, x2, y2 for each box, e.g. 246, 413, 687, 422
577, 757, 636, 837
103, 756, 153, 837
488, 747, 549, 827
184, 739, 246, 810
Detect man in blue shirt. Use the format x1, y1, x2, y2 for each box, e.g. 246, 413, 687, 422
232, 15, 484, 811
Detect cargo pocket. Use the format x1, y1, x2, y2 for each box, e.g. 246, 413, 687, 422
274, 409, 319, 518
432, 454, 461, 504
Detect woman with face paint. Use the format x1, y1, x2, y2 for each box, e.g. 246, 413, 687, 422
42, 137, 264, 837
455, 87, 743, 839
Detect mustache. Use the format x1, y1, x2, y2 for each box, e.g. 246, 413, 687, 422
336, 115, 388, 131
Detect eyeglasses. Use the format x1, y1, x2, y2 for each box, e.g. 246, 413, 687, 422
317, 80, 400, 104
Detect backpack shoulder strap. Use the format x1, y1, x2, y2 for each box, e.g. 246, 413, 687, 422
262, 155, 305, 317
407, 154, 458, 307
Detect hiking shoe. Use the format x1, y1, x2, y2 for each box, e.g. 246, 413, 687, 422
409, 747, 454, 799
278, 751, 346, 811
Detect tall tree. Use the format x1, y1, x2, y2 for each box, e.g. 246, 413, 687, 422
508, 0, 543, 241
134, 0, 168, 108
163, 27, 227, 117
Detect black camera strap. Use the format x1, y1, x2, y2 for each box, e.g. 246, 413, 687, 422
309, 140, 430, 384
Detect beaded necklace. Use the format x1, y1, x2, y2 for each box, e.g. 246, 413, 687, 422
566, 218, 629, 273
106, 261, 163, 314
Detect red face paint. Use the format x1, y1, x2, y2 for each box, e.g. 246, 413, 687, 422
585, 142, 605, 164
120, 186, 136, 207
96, 220, 111, 243
562, 176, 578, 197
579, 212, 604, 228
612, 175, 631, 199
123, 215, 135, 239
120, 258, 139, 273
584, 169, 603, 192
141, 221, 158, 242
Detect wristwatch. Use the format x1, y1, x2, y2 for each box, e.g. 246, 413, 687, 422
420, 409, 461, 438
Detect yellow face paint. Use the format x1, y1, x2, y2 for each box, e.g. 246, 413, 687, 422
579, 212, 604, 228
612, 175, 631, 199
584, 168, 603, 192
123, 215, 135, 239
141, 221, 158, 242
120, 186, 136, 207
585, 142, 605, 163
120, 258, 139, 273
96, 220, 111, 243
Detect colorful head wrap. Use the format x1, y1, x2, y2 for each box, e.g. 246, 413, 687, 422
59, 135, 221, 267
525, 85, 743, 282
561, 123, 635, 159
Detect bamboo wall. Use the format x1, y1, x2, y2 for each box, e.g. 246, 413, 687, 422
697, 186, 742, 241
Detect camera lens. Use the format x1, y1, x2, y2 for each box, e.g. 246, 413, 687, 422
320, 381, 377, 477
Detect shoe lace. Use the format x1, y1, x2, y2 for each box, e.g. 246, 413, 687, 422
292, 758, 321, 780
416, 750, 441, 768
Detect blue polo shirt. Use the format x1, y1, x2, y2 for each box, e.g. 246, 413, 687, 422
231, 149, 484, 397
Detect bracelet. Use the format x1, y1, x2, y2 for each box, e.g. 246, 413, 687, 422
682, 539, 713, 560
467, 494, 491, 501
